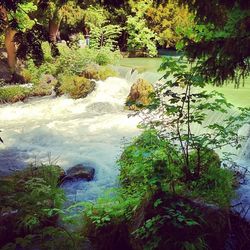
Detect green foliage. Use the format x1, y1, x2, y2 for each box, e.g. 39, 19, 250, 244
132, 195, 207, 250
83, 6, 123, 51
119, 129, 234, 207
84, 5, 109, 29
89, 23, 122, 50
0, 163, 87, 249
54, 44, 121, 75
83, 189, 139, 228
57, 75, 95, 99
177, 1, 250, 86
127, 0, 158, 57
6, 1, 37, 31
146, 57, 250, 179
97, 66, 118, 80
145, 0, 194, 48
0, 85, 30, 103
94, 47, 121, 66
3, 42, 120, 103
119, 130, 183, 196
0, 164, 67, 248
60, 0, 85, 27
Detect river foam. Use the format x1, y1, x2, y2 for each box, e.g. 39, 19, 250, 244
0, 76, 140, 201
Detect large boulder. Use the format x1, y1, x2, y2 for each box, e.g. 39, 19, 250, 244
126, 78, 154, 110
63, 164, 95, 182
56, 75, 96, 99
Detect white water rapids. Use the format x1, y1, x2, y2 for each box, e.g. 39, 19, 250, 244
0, 69, 249, 219
0, 69, 145, 202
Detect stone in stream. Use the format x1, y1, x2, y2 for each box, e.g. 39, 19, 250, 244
62, 164, 95, 183
125, 78, 155, 111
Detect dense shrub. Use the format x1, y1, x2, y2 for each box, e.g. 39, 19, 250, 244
0, 41, 121, 104
0, 164, 91, 249
0, 86, 31, 103
119, 130, 234, 207
54, 44, 121, 76
83, 129, 234, 249
0, 165, 66, 248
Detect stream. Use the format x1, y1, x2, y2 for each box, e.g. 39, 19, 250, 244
0, 68, 249, 220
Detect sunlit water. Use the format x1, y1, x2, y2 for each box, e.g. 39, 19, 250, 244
0, 72, 142, 203
0, 70, 250, 220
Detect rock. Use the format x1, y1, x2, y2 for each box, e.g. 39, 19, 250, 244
56, 75, 96, 99
40, 74, 57, 85
126, 78, 154, 110
63, 164, 95, 182
81, 64, 100, 80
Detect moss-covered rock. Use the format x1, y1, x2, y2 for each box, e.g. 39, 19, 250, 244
81, 64, 118, 81
81, 64, 100, 80
98, 66, 118, 80
56, 75, 96, 99
125, 78, 154, 110
30, 74, 57, 97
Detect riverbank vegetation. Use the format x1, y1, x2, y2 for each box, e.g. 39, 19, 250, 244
1, 0, 250, 249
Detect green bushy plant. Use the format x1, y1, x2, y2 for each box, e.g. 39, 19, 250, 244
127, 0, 158, 57
119, 130, 183, 196
55, 44, 121, 75
0, 86, 31, 103
21, 42, 57, 85
0, 165, 66, 249
94, 47, 121, 66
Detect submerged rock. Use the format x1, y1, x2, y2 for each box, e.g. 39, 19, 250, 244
62, 164, 95, 182
125, 78, 154, 110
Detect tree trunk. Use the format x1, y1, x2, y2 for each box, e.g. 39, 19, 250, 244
49, 19, 61, 43
5, 28, 17, 74
1, 5, 17, 74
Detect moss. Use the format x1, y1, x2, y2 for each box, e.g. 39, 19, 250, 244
81, 64, 118, 81
81, 64, 100, 80
0, 85, 31, 103
98, 66, 118, 80
125, 78, 155, 110
57, 75, 96, 99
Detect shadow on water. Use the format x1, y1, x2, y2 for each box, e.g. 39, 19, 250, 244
0, 147, 28, 176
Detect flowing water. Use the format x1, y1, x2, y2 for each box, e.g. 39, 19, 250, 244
0, 69, 250, 219
0, 70, 144, 203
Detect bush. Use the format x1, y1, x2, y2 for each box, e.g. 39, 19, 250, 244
0, 165, 66, 248
94, 47, 121, 66
56, 75, 95, 99
0, 86, 31, 103
119, 130, 234, 207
